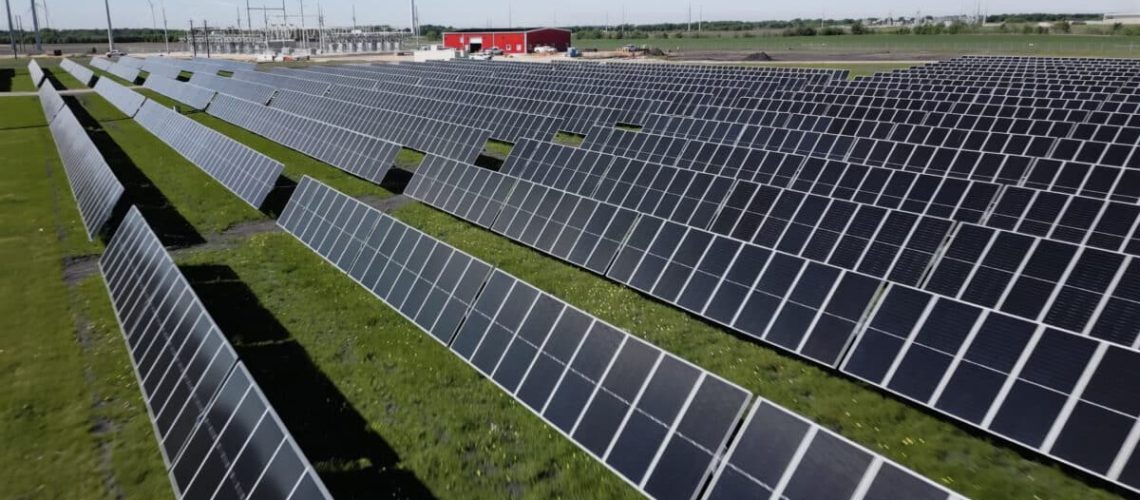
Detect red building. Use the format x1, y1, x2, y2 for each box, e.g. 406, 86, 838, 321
442, 27, 572, 54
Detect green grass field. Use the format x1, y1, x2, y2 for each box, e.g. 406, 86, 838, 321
574, 33, 1140, 58
0, 55, 1130, 499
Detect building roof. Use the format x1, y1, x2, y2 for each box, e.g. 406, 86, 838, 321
445, 27, 570, 34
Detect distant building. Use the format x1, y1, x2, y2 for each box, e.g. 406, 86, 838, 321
442, 27, 572, 54
1102, 13, 1140, 25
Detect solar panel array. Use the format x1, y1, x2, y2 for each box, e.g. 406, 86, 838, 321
89, 56, 113, 71
394, 56, 1140, 494
27, 59, 44, 88
183, 55, 1140, 494
60, 58, 95, 87
106, 60, 142, 83
207, 94, 398, 184
276, 176, 962, 500
134, 100, 284, 208
232, 70, 332, 96
190, 72, 277, 105
94, 76, 146, 117
143, 74, 217, 110
38, 81, 66, 123
44, 104, 124, 239
708, 399, 959, 500
100, 208, 332, 499
139, 57, 186, 80
268, 89, 492, 163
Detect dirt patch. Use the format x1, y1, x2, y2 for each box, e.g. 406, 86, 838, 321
362, 194, 412, 214
63, 254, 101, 286
172, 219, 282, 256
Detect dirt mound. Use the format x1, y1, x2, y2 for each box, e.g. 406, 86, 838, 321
743, 51, 772, 61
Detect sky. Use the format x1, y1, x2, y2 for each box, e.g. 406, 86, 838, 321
9, 0, 1140, 31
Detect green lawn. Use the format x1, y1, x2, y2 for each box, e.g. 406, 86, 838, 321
574, 33, 1140, 58
0, 52, 1129, 500
0, 96, 167, 499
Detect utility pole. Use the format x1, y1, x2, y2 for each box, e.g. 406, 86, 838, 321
407, 0, 415, 36
203, 19, 210, 57
299, 0, 306, 50
29, 0, 40, 51
189, 19, 196, 56
160, 0, 168, 52
246, 0, 251, 30
316, 0, 324, 52
687, 2, 691, 32
698, 5, 702, 33
4, 0, 16, 58
103, 0, 113, 53
351, 3, 356, 30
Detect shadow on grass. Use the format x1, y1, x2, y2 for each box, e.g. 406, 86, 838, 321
63, 95, 206, 248
180, 264, 434, 500
0, 68, 12, 91
380, 168, 413, 195
474, 154, 503, 171
259, 175, 297, 218
42, 68, 68, 90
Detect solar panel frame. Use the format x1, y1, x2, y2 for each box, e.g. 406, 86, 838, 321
94, 76, 146, 117
38, 81, 66, 123
99, 208, 333, 499
703, 399, 962, 500
277, 176, 493, 345
60, 58, 95, 87
27, 59, 44, 88
135, 100, 284, 208
142, 75, 216, 110
46, 106, 125, 239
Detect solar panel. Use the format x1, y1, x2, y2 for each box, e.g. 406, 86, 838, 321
277, 177, 764, 499
27, 59, 44, 88
139, 58, 184, 80
89, 56, 113, 71
94, 76, 146, 117
142, 74, 216, 109
206, 94, 397, 184
46, 106, 125, 239
278, 176, 492, 343
60, 58, 95, 87
99, 207, 332, 499
106, 60, 142, 83
451, 268, 751, 499
38, 81, 66, 123
706, 399, 962, 500
231, 70, 332, 96
190, 72, 276, 105
134, 100, 283, 208
840, 284, 1140, 494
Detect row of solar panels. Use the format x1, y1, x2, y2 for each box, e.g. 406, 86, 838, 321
45, 59, 965, 499
36, 75, 332, 500
579, 126, 1140, 258
100, 56, 1140, 494
277, 175, 963, 500
75, 69, 284, 210
404, 152, 1140, 495
101, 208, 331, 499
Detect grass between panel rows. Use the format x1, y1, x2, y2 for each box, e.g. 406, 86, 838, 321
0, 96, 168, 499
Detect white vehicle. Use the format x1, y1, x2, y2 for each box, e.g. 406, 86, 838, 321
469, 52, 493, 60
534, 45, 557, 54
